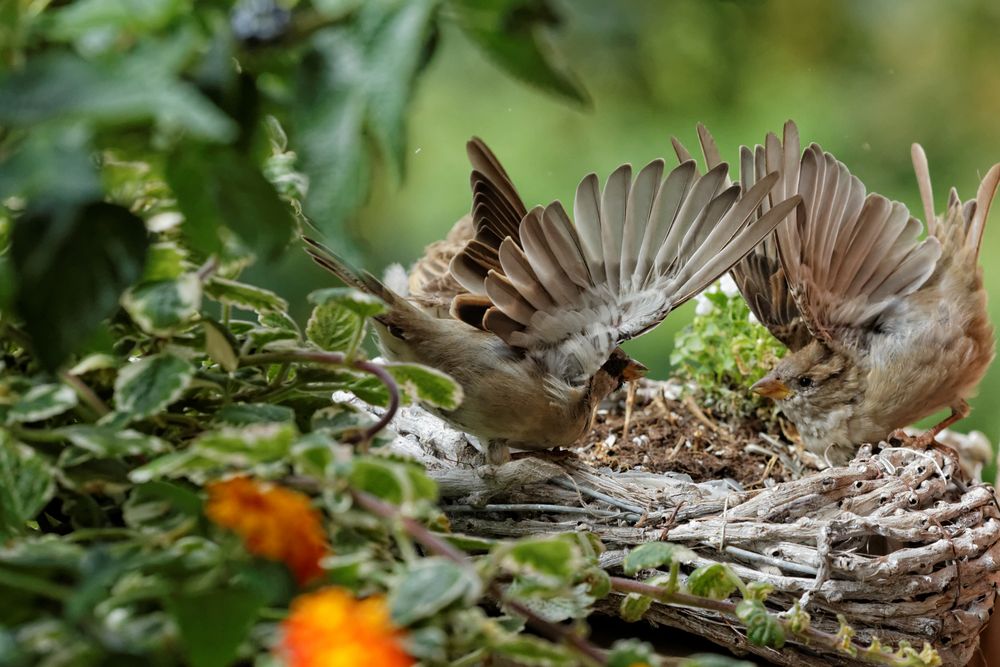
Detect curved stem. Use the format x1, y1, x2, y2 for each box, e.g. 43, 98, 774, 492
239, 350, 400, 446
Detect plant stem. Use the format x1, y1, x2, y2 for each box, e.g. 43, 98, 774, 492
239, 350, 399, 445
60, 371, 111, 418
608, 577, 914, 666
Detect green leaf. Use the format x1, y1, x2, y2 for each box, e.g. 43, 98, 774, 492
0, 47, 235, 141
142, 241, 188, 281
349, 457, 436, 505
307, 287, 386, 317
623, 542, 696, 576
306, 300, 366, 355
166, 146, 294, 259
124, 481, 203, 531
216, 403, 295, 425
310, 404, 385, 444
0, 126, 100, 204
491, 635, 575, 667
170, 585, 264, 667
128, 450, 207, 483
505, 581, 594, 623
501, 536, 578, 584
203, 277, 288, 314
363, 0, 439, 176
11, 201, 150, 370
686, 563, 742, 601
0, 431, 55, 541
450, 0, 589, 105
57, 425, 169, 458
121, 275, 202, 336
390, 557, 481, 626
735, 599, 785, 649
607, 639, 661, 667
384, 363, 463, 410
619, 591, 653, 623
202, 320, 238, 373
114, 352, 195, 420
47, 0, 187, 44
294, 0, 437, 235
350, 458, 406, 504
7, 384, 78, 423
193, 422, 296, 465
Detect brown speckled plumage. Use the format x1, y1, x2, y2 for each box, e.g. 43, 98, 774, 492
306, 136, 799, 463
679, 121, 998, 463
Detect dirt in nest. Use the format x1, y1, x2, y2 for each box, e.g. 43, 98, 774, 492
572, 388, 798, 489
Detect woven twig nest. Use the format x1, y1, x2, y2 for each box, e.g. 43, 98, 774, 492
373, 379, 1000, 666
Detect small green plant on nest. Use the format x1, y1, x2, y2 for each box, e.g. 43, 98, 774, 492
670, 275, 786, 422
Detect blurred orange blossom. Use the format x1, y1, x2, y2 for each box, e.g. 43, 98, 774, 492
205, 476, 330, 585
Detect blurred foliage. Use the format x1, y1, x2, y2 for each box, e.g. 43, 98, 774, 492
0, 0, 589, 370
670, 276, 786, 422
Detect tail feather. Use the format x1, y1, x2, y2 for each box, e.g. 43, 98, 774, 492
969, 163, 1000, 257
301, 236, 400, 307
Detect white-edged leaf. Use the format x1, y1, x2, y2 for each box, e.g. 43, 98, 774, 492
121, 274, 202, 335
7, 383, 78, 423
204, 277, 287, 314
390, 557, 481, 626
623, 542, 696, 575
307, 287, 386, 317
114, 352, 195, 420
57, 424, 169, 458
384, 363, 463, 410
192, 422, 296, 465
0, 431, 56, 540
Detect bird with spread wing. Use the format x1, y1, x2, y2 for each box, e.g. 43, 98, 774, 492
306, 138, 801, 463
675, 121, 998, 464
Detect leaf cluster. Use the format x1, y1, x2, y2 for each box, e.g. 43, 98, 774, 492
670, 278, 786, 421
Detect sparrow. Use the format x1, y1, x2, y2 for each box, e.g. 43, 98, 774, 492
305, 138, 800, 463
674, 121, 999, 464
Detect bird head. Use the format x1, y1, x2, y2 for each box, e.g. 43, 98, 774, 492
600, 347, 648, 391
751, 341, 851, 404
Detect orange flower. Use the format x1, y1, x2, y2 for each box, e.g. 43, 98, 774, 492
279, 587, 414, 667
205, 476, 329, 585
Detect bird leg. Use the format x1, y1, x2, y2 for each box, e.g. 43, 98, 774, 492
485, 440, 511, 465
892, 400, 971, 448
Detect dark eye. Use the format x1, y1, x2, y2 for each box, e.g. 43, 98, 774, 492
797, 376, 813, 388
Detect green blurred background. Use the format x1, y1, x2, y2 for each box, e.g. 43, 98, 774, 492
254, 0, 1000, 443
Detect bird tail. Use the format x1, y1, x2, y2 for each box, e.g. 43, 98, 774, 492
301, 236, 405, 309
911, 144, 1000, 261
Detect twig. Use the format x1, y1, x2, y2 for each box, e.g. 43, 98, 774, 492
60, 371, 111, 418
621, 381, 638, 444
551, 477, 646, 515
240, 350, 399, 446
683, 395, 718, 433
608, 577, 920, 666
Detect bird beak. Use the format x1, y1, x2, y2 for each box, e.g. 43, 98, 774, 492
622, 360, 648, 382
751, 377, 792, 400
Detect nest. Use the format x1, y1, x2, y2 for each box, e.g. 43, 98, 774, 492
377, 380, 1000, 666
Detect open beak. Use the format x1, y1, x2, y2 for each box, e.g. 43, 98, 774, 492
622, 360, 648, 382
751, 377, 792, 401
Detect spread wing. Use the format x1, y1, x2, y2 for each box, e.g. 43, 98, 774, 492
673, 125, 811, 349
681, 121, 942, 349
454, 152, 800, 382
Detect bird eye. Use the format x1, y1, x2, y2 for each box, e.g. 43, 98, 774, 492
797, 376, 813, 388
